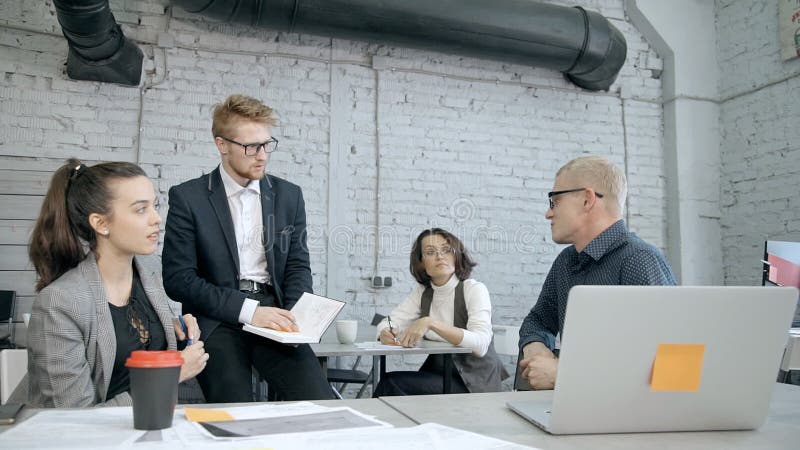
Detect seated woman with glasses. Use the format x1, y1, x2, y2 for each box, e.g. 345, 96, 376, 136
373, 228, 508, 396
26, 158, 209, 407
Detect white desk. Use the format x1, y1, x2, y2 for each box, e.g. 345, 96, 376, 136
0, 398, 416, 434
780, 329, 800, 382
311, 326, 471, 394
379, 383, 800, 449
7, 387, 798, 449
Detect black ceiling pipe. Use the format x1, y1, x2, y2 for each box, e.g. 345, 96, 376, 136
172, 0, 626, 91
54, 0, 143, 86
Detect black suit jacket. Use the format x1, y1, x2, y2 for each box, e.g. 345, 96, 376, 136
162, 167, 313, 338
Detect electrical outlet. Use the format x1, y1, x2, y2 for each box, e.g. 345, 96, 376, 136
383, 276, 392, 287
372, 276, 383, 288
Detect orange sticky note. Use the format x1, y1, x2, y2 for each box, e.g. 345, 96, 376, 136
183, 407, 234, 422
650, 343, 705, 392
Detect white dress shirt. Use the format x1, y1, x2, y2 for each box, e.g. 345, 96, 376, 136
219, 165, 270, 324
376, 275, 494, 357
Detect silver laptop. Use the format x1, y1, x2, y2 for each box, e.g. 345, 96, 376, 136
507, 286, 798, 435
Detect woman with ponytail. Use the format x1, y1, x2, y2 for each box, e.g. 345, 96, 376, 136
27, 159, 208, 407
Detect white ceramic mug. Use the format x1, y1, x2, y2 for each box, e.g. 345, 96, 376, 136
336, 320, 358, 344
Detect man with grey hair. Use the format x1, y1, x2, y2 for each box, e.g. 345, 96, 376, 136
518, 155, 676, 390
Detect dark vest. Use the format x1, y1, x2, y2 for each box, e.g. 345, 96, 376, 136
420, 281, 509, 393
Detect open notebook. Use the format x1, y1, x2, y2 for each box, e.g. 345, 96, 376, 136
243, 292, 345, 344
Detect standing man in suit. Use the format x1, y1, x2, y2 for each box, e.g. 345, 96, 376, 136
518, 156, 676, 390
162, 94, 333, 402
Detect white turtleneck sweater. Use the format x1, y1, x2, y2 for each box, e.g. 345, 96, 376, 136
376, 275, 493, 357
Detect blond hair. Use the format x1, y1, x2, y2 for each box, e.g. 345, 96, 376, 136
556, 156, 627, 215
212, 94, 277, 138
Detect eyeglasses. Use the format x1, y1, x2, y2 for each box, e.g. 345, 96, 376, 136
547, 188, 604, 209
217, 135, 279, 156
422, 247, 456, 259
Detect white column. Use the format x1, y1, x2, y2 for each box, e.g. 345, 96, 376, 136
626, 0, 723, 285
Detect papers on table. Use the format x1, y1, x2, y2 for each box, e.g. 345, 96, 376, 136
355, 341, 404, 350
0, 407, 145, 449
0, 401, 538, 449
243, 292, 345, 343
185, 403, 390, 440
253, 422, 537, 450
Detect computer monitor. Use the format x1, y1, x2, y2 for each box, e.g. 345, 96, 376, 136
763, 240, 800, 326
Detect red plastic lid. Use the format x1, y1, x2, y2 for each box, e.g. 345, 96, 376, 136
125, 350, 184, 368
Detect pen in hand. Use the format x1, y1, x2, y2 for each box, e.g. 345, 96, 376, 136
177, 315, 194, 345
387, 315, 400, 344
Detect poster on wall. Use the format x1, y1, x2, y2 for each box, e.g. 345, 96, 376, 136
780, 0, 800, 61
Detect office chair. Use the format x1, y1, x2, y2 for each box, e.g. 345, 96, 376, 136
252, 368, 284, 401
325, 313, 385, 398
328, 357, 372, 399
0, 291, 16, 349
490, 325, 532, 391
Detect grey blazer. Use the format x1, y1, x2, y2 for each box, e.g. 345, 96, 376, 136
27, 253, 178, 407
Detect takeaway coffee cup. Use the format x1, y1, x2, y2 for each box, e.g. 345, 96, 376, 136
125, 350, 184, 430
336, 320, 358, 344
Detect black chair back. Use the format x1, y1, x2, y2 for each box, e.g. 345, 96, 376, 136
0, 290, 17, 348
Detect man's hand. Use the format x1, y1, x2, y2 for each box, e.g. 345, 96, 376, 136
398, 317, 432, 348
522, 354, 558, 390
251, 307, 298, 332
519, 342, 558, 390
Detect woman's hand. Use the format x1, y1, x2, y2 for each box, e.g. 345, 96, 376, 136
379, 327, 401, 345
399, 317, 433, 348
179, 341, 208, 382
173, 314, 200, 343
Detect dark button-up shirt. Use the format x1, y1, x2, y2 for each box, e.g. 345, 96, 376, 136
519, 220, 677, 350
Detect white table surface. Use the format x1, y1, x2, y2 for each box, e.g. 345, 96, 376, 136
379, 383, 800, 449
7, 386, 798, 449
312, 323, 472, 357
312, 322, 471, 394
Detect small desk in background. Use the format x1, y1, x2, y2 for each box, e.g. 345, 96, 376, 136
311, 325, 471, 394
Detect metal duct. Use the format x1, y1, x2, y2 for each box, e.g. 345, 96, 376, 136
54, 0, 143, 86
172, 0, 626, 91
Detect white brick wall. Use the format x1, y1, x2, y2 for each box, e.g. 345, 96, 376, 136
0, 0, 666, 378
717, 0, 800, 285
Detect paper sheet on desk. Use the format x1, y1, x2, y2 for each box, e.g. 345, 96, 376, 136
185, 403, 390, 440
181, 401, 348, 421
0, 407, 145, 449
355, 341, 404, 350
246, 423, 538, 450
187, 422, 537, 450
172, 422, 538, 450
179, 403, 535, 449
0, 403, 537, 450
195, 408, 388, 439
